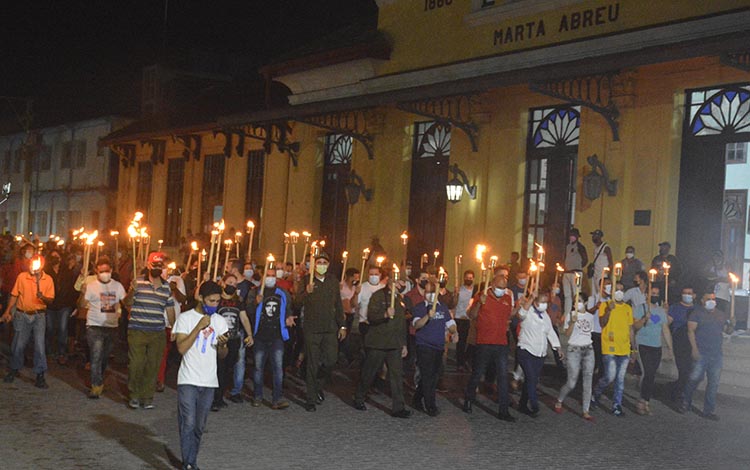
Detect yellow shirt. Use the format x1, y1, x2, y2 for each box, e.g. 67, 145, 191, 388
11, 272, 55, 312
599, 301, 633, 356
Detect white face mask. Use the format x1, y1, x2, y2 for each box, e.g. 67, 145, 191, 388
536, 302, 548, 312
704, 300, 717, 310
682, 294, 693, 304
368, 275, 380, 286
264, 277, 277, 288
425, 292, 436, 304
276, 269, 285, 278
604, 284, 612, 295
24, 251, 33, 259
625, 253, 634, 259
97, 272, 111, 283
576, 301, 585, 312
518, 278, 527, 286
614, 290, 624, 302
493, 287, 505, 298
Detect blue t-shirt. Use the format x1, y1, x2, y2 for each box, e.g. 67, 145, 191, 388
668, 303, 694, 333
411, 301, 455, 351
691, 306, 727, 358
634, 305, 667, 348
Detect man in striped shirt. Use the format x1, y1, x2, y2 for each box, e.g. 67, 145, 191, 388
126, 252, 175, 409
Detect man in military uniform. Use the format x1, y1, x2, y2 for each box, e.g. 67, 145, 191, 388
353, 268, 410, 418
297, 252, 346, 412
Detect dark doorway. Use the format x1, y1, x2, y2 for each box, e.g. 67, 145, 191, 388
523, 106, 580, 270
320, 134, 351, 266
164, 158, 185, 246
407, 121, 450, 269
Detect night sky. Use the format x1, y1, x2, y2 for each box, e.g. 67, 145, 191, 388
1, 0, 378, 128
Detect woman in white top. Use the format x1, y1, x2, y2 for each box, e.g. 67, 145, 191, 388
555, 293, 595, 420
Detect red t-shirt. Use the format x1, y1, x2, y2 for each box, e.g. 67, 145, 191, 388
475, 292, 513, 345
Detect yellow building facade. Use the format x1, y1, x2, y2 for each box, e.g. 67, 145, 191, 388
105, 0, 750, 301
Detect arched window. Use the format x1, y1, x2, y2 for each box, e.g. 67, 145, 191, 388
325, 134, 353, 165
689, 85, 750, 136
414, 121, 451, 158
531, 106, 581, 148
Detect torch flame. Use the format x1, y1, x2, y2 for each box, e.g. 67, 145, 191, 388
400, 231, 408, 244
729, 272, 739, 284
475, 244, 487, 262
342, 251, 348, 259
218, 219, 225, 231
127, 225, 138, 238
556, 263, 564, 272
529, 260, 538, 272
376, 256, 386, 267
247, 220, 255, 229
133, 212, 144, 222
31, 258, 41, 272
191, 241, 198, 251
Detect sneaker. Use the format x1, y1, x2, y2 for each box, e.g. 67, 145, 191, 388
462, 400, 473, 414
583, 412, 594, 422
392, 409, 412, 419
217, 399, 228, 409
304, 402, 316, 412
412, 397, 425, 412
211, 402, 220, 412
142, 402, 155, 410
229, 394, 243, 404
353, 400, 367, 411
426, 407, 440, 417
3, 370, 18, 383
249, 397, 262, 408
519, 406, 539, 418
590, 395, 601, 409
612, 404, 624, 417
271, 400, 290, 410
88, 385, 104, 399
701, 411, 719, 421
35, 374, 49, 389
497, 410, 517, 422
128, 399, 140, 409
636, 399, 647, 415
554, 401, 564, 414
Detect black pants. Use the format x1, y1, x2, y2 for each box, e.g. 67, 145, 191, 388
414, 345, 443, 411
465, 344, 510, 412
455, 319, 470, 368
355, 348, 405, 413
638, 344, 662, 401
592, 332, 603, 375
215, 338, 241, 402
672, 328, 692, 401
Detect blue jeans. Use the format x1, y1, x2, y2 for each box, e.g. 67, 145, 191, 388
594, 354, 629, 406
465, 344, 510, 411
10, 311, 47, 374
177, 384, 214, 469
87, 326, 116, 387
231, 334, 246, 396
517, 348, 545, 412
683, 354, 722, 415
253, 339, 285, 403
46, 307, 71, 356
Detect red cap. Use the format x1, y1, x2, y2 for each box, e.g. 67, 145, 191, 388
147, 252, 166, 266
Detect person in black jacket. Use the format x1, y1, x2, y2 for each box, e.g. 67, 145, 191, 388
353, 268, 410, 418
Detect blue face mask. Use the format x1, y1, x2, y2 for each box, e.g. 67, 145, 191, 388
203, 305, 218, 316
243, 269, 254, 278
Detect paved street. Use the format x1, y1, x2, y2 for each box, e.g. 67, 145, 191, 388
1, 338, 749, 470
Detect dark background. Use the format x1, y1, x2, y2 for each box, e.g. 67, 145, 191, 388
1, 0, 378, 128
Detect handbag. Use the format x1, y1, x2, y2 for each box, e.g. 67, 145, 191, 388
587, 243, 606, 279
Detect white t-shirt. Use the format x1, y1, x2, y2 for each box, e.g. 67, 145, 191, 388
164, 275, 186, 327
357, 281, 385, 323
587, 294, 606, 334
454, 285, 474, 320
566, 311, 595, 347
85, 279, 126, 328
172, 309, 229, 388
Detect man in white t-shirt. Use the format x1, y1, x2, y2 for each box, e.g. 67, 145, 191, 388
172, 281, 229, 470
82, 257, 127, 399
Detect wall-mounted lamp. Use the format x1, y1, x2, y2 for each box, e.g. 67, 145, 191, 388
446, 163, 477, 203
345, 169, 373, 205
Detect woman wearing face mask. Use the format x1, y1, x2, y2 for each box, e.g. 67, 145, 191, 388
555, 293, 595, 420
586, 278, 613, 375
633, 286, 673, 415
212, 274, 254, 409
592, 282, 634, 417
515, 288, 562, 417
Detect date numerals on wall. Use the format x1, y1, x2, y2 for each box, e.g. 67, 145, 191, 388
424, 0, 452, 11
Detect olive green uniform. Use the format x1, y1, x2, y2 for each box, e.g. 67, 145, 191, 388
297, 273, 345, 404
354, 288, 407, 412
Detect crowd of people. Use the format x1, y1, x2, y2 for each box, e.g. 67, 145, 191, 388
0, 227, 740, 470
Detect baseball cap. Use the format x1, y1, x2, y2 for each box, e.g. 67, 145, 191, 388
590, 229, 604, 237
658, 241, 671, 248
315, 251, 330, 262
569, 228, 581, 237
147, 251, 166, 266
